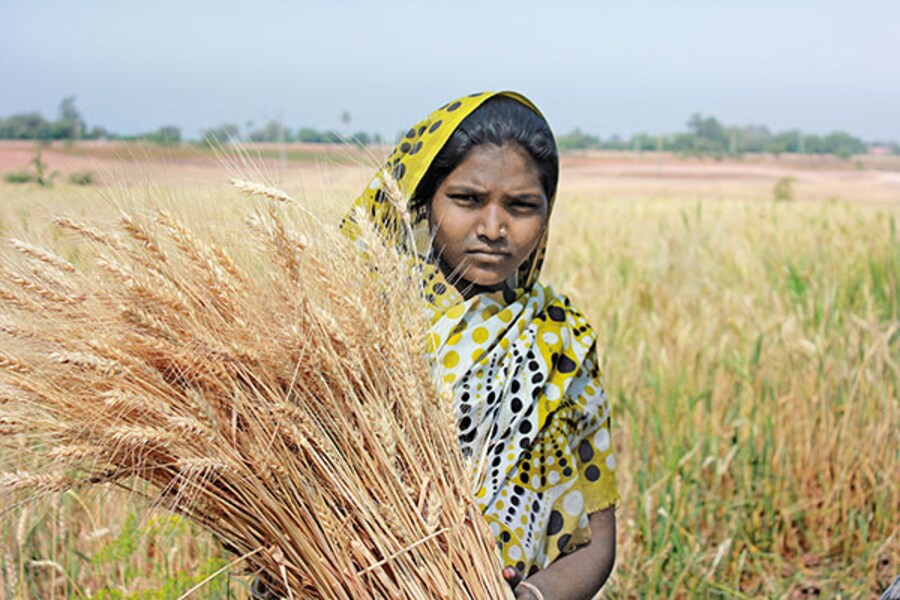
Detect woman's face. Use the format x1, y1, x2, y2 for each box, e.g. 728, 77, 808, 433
429, 143, 549, 295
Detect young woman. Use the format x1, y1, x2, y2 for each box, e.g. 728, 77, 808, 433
342, 92, 619, 600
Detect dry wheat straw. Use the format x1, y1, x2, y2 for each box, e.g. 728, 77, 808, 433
8, 239, 76, 273
0, 181, 511, 599
230, 178, 297, 204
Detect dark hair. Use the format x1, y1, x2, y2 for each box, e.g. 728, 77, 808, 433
412, 96, 558, 208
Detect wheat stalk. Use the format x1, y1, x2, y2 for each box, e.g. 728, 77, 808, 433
0, 183, 511, 599
230, 178, 296, 204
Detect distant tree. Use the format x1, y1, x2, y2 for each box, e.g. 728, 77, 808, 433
249, 120, 291, 143
603, 134, 628, 151
0, 112, 54, 140
0, 97, 105, 141
688, 114, 727, 144
200, 123, 241, 145
768, 130, 801, 156
803, 134, 824, 154
322, 130, 343, 144
820, 132, 867, 158
738, 125, 772, 153
630, 133, 659, 152
556, 128, 600, 151
84, 125, 110, 140
294, 127, 347, 144
669, 132, 698, 154
349, 131, 367, 145
156, 126, 182, 146
56, 96, 85, 139
295, 127, 325, 143
129, 126, 181, 146
685, 113, 729, 155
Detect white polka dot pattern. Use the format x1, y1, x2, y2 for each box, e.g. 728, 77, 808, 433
428, 283, 619, 574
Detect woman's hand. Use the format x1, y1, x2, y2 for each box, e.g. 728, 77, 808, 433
503, 566, 547, 599
499, 508, 616, 600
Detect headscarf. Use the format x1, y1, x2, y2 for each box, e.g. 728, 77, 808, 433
341, 91, 618, 577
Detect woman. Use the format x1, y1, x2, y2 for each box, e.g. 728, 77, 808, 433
342, 91, 619, 600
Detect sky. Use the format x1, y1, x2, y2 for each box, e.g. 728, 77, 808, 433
1, 0, 898, 142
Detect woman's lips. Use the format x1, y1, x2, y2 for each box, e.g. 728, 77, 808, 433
466, 250, 510, 264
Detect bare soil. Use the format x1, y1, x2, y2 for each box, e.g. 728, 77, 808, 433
1, 141, 897, 205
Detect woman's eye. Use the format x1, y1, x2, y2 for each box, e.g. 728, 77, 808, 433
510, 200, 540, 212
450, 194, 479, 205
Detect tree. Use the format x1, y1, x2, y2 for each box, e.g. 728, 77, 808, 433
631, 133, 659, 152
84, 125, 110, 140
249, 120, 290, 143
129, 126, 181, 146
350, 131, 372, 145
56, 96, 85, 139
0, 113, 54, 139
155, 126, 182, 146
820, 132, 867, 158
768, 130, 801, 156
686, 113, 728, 154
200, 123, 241, 145
296, 127, 325, 143
556, 128, 600, 151
738, 125, 772, 153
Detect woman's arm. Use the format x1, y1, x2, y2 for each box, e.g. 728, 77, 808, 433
507, 508, 616, 600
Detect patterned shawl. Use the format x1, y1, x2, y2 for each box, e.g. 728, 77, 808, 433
341, 91, 618, 576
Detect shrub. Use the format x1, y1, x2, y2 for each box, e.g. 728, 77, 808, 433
773, 176, 795, 202
4, 171, 35, 184
68, 171, 95, 186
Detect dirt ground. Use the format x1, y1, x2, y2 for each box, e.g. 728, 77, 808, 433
1, 140, 898, 206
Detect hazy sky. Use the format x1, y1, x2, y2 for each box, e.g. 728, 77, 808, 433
2, 0, 898, 141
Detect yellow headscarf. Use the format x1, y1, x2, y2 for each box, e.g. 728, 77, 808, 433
342, 91, 618, 576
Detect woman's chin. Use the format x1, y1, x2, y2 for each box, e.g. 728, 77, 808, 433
462, 271, 507, 290
437, 260, 512, 297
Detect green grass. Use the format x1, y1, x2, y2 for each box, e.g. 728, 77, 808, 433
4, 491, 237, 599
546, 198, 899, 597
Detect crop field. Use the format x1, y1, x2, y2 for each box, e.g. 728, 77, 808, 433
1, 141, 898, 598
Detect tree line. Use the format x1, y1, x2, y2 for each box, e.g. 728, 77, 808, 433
199, 121, 384, 146
0, 97, 183, 145
1, 98, 896, 157
0, 98, 383, 148
557, 113, 897, 158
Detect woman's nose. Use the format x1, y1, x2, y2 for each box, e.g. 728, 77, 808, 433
476, 205, 507, 241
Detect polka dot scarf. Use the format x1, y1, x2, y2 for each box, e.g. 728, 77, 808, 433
341, 92, 618, 577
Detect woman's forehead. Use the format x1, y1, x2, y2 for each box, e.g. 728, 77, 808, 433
440, 145, 545, 193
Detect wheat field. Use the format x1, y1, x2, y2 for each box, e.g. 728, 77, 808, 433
1, 144, 898, 598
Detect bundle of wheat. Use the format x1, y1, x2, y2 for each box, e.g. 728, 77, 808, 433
0, 180, 512, 599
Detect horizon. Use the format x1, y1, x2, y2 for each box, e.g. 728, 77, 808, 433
1, 100, 894, 146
